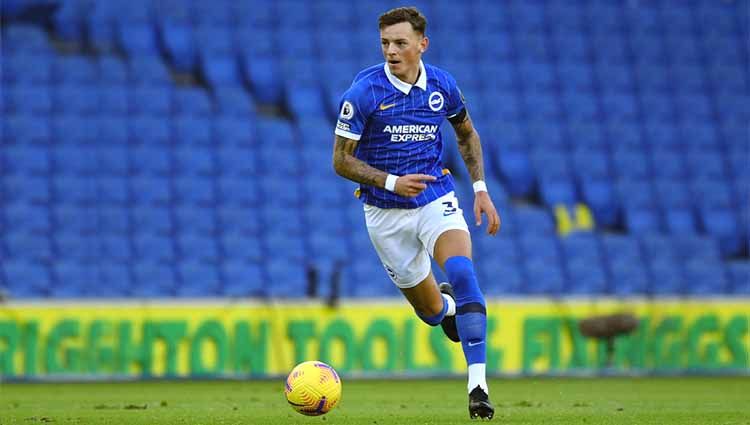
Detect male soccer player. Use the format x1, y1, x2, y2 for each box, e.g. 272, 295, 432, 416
332, 6, 500, 420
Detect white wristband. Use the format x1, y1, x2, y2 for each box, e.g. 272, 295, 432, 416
473, 180, 488, 193
384, 174, 399, 192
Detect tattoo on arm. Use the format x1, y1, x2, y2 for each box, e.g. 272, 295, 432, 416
332, 135, 388, 188
451, 112, 485, 182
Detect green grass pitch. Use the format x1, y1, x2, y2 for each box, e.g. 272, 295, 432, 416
2, 377, 748, 424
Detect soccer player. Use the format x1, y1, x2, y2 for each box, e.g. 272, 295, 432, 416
331, 6, 500, 420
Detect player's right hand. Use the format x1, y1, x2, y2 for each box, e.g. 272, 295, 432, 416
395, 174, 437, 197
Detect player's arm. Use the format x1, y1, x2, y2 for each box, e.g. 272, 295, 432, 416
449, 109, 501, 235
332, 135, 435, 198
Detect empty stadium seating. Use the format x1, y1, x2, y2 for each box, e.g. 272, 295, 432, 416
1, 0, 748, 299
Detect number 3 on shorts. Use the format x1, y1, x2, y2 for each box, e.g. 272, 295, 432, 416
442, 201, 457, 217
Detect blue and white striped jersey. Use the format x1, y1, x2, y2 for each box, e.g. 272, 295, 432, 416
334, 60, 466, 209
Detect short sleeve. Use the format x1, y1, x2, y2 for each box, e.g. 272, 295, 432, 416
444, 74, 467, 118
334, 88, 370, 141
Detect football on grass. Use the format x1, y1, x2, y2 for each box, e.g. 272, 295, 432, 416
284, 361, 342, 416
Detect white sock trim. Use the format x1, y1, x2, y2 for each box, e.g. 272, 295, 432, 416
442, 293, 456, 316
468, 363, 488, 394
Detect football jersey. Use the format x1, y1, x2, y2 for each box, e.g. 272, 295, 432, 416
334, 60, 466, 209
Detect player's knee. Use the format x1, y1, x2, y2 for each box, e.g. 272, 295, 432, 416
444, 256, 485, 305
414, 299, 446, 325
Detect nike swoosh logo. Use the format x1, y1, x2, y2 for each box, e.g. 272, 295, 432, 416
467, 341, 484, 347
379, 103, 396, 110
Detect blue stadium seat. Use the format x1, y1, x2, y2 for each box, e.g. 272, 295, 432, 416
699, 208, 743, 257
611, 150, 650, 181
683, 258, 728, 295
4, 145, 51, 175
266, 260, 309, 298
5, 202, 51, 233
98, 235, 132, 262
641, 93, 676, 124
220, 233, 263, 262
4, 113, 52, 145
213, 116, 256, 146
52, 176, 96, 205
217, 205, 261, 235
2, 175, 50, 204
518, 60, 556, 91
648, 148, 687, 180
580, 179, 618, 227
99, 206, 130, 234
217, 177, 260, 206
51, 261, 95, 297
130, 176, 172, 205
648, 258, 684, 295
566, 257, 608, 294
97, 176, 130, 205
97, 147, 130, 176
663, 208, 699, 234
51, 0, 89, 43
95, 262, 131, 297
264, 233, 306, 260
4, 24, 51, 54
608, 256, 649, 296
221, 261, 265, 297
595, 63, 635, 93
4, 232, 53, 261
191, 0, 232, 26
479, 261, 524, 295
726, 262, 750, 294
159, 21, 197, 72
133, 233, 175, 262
213, 86, 256, 117
99, 86, 130, 115
2, 258, 50, 297
242, 56, 283, 104
2, 53, 51, 85
173, 88, 213, 116
177, 233, 219, 261
476, 61, 516, 91
99, 116, 130, 146
286, 85, 327, 120
173, 116, 213, 145
5, 85, 52, 115
117, 22, 159, 57
553, 33, 589, 62
216, 146, 258, 177
523, 258, 566, 295
130, 146, 171, 175
176, 260, 221, 298
174, 147, 216, 176
558, 64, 595, 92
308, 232, 349, 261
174, 205, 216, 235
131, 261, 176, 297
129, 85, 172, 116
671, 235, 722, 261
53, 205, 97, 234
601, 234, 643, 266
513, 207, 555, 236
562, 91, 598, 121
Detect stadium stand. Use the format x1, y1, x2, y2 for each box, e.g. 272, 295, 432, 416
1, 0, 748, 299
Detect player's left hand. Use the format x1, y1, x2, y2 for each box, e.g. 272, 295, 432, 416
474, 192, 501, 235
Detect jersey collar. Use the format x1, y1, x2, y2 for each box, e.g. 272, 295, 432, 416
383, 60, 427, 94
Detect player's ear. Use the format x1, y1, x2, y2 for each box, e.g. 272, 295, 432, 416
420, 36, 429, 53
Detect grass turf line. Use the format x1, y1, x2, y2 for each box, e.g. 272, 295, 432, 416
2, 377, 748, 424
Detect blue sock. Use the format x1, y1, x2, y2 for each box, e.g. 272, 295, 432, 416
416, 295, 448, 326
445, 256, 487, 365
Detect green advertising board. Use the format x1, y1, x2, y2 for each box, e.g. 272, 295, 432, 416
1, 300, 748, 378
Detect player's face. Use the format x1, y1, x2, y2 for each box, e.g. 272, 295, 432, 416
380, 22, 427, 82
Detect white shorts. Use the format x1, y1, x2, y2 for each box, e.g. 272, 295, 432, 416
364, 191, 470, 289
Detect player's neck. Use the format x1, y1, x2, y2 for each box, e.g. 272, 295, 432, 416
395, 66, 420, 86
